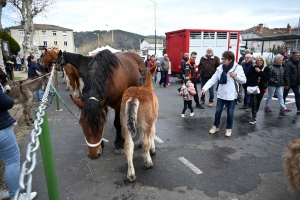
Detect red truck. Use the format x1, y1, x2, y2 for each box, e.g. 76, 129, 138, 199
165, 29, 246, 81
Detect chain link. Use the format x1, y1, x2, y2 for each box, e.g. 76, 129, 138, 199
14, 67, 55, 200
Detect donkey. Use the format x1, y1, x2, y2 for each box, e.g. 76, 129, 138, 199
120, 66, 158, 182
0, 67, 11, 93
8, 76, 48, 125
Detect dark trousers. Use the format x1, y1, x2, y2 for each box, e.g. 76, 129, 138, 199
6, 69, 13, 80
191, 78, 200, 106
200, 76, 214, 102
182, 100, 193, 114
243, 84, 251, 107
250, 91, 265, 119
283, 85, 300, 111
159, 71, 168, 87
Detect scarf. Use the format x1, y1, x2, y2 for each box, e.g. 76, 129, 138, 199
219, 61, 234, 84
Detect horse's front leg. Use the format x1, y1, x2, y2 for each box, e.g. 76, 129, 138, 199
22, 103, 31, 126
114, 111, 125, 155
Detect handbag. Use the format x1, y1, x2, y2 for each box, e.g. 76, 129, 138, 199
247, 86, 260, 94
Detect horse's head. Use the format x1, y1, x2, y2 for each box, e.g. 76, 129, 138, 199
40, 48, 59, 68
0, 67, 11, 94
70, 95, 107, 159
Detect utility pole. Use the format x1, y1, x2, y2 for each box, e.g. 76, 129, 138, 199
150, 0, 157, 56
94, 33, 100, 46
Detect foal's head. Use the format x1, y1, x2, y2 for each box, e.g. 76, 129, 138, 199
0, 68, 11, 93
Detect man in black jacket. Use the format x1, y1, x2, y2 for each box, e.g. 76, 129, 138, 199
181, 52, 189, 80
283, 51, 300, 113
238, 49, 251, 65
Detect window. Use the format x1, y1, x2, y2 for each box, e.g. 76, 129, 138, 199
62, 31, 67, 36
42, 30, 46, 36
19, 30, 24, 36
54, 41, 58, 46
52, 31, 57, 36
43, 41, 47, 47
64, 41, 67, 46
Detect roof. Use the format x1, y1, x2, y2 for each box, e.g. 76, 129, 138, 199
242, 34, 300, 42
165, 29, 241, 35
10, 24, 73, 31
143, 38, 163, 43
241, 25, 298, 37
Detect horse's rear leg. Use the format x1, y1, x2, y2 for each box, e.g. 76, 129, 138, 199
150, 124, 156, 155
138, 131, 144, 148
69, 76, 77, 97
65, 75, 70, 91
124, 130, 136, 182
142, 129, 153, 169
75, 77, 82, 97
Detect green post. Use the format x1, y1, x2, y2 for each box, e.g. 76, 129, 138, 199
54, 70, 61, 111
38, 111, 60, 200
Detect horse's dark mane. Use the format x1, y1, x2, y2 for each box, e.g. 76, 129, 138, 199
82, 50, 120, 134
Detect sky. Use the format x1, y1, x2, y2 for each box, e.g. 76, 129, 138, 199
2, 0, 300, 36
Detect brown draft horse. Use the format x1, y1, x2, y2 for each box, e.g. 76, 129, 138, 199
40, 48, 82, 97
71, 49, 147, 159
0, 67, 11, 93
284, 139, 300, 198
120, 66, 158, 182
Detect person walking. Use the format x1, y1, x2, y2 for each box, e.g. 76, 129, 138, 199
3, 51, 14, 81
145, 55, 150, 67
179, 80, 196, 117
200, 51, 246, 137
167, 59, 172, 85
198, 47, 220, 107
265, 54, 292, 114
16, 55, 22, 71
246, 55, 270, 124
283, 51, 300, 114
238, 49, 251, 65
0, 83, 38, 200
147, 55, 157, 86
159, 54, 170, 88
240, 53, 254, 111
181, 52, 189, 80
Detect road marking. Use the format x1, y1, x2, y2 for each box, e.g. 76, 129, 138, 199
178, 157, 203, 175
154, 135, 164, 143
102, 138, 109, 142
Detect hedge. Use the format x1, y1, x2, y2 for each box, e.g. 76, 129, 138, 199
0, 31, 20, 55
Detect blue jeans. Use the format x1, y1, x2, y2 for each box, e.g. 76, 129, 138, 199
200, 76, 214, 102
36, 89, 44, 101
283, 85, 300, 111
17, 64, 22, 71
265, 86, 286, 110
152, 74, 157, 84
214, 98, 236, 129
0, 126, 20, 198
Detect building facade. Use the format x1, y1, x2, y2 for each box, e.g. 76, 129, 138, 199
140, 38, 164, 57
10, 24, 75, 56
241, 23, 298, 53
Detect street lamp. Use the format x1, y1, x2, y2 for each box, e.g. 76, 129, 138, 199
94, 33, 100, 46
106, 24, 114, 47
150, 0, 156, 55
81, 44, 86, 55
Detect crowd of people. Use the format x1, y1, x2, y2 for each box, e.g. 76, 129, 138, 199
145, 48, 300, 137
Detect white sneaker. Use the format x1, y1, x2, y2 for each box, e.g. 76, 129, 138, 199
19, 191, 37, 200
181, 114, 185, 118
0, 189, 9, 200
225, 129, 232, 137
190, 112, 194, 116
209, 126, 219, 134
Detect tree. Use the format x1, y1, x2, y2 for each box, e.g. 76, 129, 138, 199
0, 31, 20, 54
8, 0, 55, 58
0, 0, 7, 65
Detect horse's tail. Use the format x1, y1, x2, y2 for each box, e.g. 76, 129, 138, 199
125, 97, 139, 138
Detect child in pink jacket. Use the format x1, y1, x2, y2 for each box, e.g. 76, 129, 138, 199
180, 80, 196, 117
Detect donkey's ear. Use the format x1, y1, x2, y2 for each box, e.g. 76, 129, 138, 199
70, 95, 84, 109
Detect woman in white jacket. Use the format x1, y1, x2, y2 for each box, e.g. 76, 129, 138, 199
200, 51, 246, 137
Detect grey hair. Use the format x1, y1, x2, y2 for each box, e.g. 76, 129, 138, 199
207, 47, 214, 52
245, 49, 251, 54
274, 54, 284, 62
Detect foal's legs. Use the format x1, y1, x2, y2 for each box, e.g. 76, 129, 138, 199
123, 130, 136, 182
142, 126, 153, 168
68, 74, 77, 97
150, 123, 156, 155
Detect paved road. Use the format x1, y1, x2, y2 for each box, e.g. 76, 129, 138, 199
17, 74, 300, 200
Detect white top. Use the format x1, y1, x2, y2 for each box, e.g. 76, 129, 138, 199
202, 63, 246, 100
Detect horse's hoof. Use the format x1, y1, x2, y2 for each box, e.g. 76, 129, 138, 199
150, 149, 156, 155
145, 162, 153, 169
127, 175, 137, 182
62, 81, 66, 84
66, 88, 70, 91
114, 148, 125, 155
